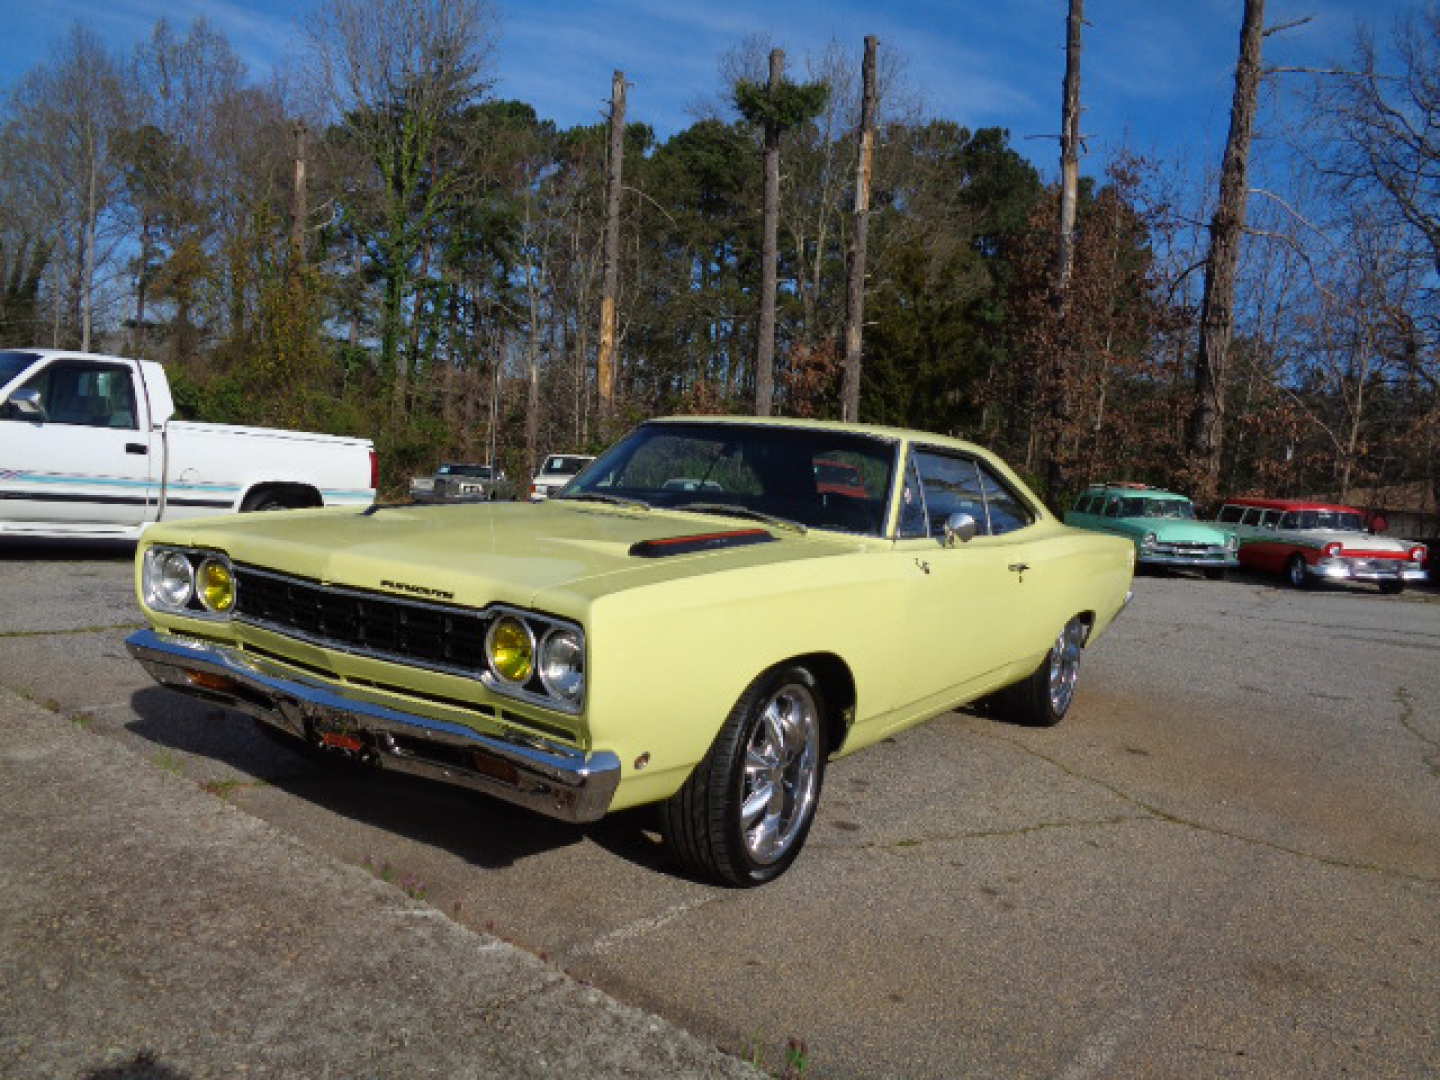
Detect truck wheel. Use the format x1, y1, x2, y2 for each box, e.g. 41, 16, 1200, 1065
994, 616, 1087, 727
660, 664, 826, 887
242, 492, 289, 512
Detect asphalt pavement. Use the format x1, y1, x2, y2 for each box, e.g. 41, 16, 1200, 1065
2, 538, 1438, 1078
0, 685, 760, 1079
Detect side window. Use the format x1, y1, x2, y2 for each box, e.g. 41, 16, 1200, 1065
973, 461, 1034, 534
1261, 510, 1281, 528
1240, 508, 1261, 526
1104, 497, 1121, 518
1279, 511, 1298, 529
1218, 505, 1244, 523
14, 362, 137, 429
908, 448, 1036, 538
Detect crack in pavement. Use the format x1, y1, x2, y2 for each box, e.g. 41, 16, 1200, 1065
1393, 686, 1440, 778
974, 728, 1440, 885
0, 622, 144, 639
816, 814, 1153, 853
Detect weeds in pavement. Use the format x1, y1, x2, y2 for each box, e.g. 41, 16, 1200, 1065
153, 751, 183, 776
748, 1035, 811, 1079
361, 855, 429, 900
69, 711, 95, 729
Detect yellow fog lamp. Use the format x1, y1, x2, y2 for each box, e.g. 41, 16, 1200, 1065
486, 615, 535, 686
197, 557, 236, 614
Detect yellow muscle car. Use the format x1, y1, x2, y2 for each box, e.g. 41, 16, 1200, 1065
126, 417, 1133, 886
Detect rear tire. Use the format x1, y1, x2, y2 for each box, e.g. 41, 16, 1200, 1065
660, 664, 826, 887
242, 491, 290, 512
994, 616, 1087, 727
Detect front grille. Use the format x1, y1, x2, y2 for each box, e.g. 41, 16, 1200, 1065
234, 565, 488, 672
1162, 542, 1220, 554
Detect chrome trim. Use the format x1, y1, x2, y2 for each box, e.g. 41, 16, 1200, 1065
125, 628, 619, 824
1137, 551, 1239, 568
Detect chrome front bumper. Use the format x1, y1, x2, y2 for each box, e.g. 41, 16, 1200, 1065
125, 628, 621, 824
1310, 559, 1427, 583
1138, 549, 1238, 569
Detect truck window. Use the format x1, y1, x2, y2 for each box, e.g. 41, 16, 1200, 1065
12, 362, 138, 430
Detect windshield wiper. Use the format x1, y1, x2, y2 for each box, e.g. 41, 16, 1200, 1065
680, 502, 808, 535
555, 492, 652, 511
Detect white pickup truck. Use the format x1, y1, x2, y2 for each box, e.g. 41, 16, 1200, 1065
1, 348, 376, 540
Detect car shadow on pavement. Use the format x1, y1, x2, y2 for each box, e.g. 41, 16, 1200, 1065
0, 537, 136, 561
123, 685, 661, 873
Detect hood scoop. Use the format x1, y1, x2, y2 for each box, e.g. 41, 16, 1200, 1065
629, 528, 775, 559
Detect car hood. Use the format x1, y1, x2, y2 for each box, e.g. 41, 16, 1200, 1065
150, 500, 868, 612
1140, 520, 1233, 544
1282, 529, 1416, 554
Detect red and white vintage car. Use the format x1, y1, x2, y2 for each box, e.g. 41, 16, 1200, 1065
1217, 497, 1428, 594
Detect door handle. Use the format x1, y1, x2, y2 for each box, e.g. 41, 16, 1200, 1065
1008, 562, 1030, 573
125, 443, 148, 455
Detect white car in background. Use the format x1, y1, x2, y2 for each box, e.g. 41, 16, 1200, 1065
528, 453, 595, 501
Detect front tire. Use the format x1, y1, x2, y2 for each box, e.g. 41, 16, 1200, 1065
660, 665, 826, 887
995, 616, 1087, 727
1286, 555, 1311, 589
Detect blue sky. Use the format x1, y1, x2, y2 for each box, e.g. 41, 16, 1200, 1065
0, 0, 1422, 178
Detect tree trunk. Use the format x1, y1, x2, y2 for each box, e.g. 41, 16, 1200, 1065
841, 36, 878, 423
754, 48, 784, 417
1187, 0, 1265, 504
1054, 0, 1083, 307
291, 121, 308, 268
598, 70, 626, 425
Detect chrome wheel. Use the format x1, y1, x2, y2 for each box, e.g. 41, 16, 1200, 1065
739, 682, 821, 866
1287, 555, 1309, 589
1047, 618, 1086, 718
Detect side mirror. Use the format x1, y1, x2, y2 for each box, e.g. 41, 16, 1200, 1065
7, 387, 45, 420
943, 512, 978, 547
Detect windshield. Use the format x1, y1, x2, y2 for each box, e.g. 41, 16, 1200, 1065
437, 464, 492, 478
562, 421, 896, 536
1280, 510, 1365, 532
543, 455, 593, 475
1118, 497, 1196, 519
0, 350, 40, 389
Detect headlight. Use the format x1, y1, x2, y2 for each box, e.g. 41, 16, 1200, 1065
144, 549, 195, 609
1225, 533, 1238, 551
486, 615, 535, 686
1141, 532, 1157, 549
197, 557, 236, 613
538, 628, 585, 702
141, 547, 235, 618
1323, 542, 1343, 558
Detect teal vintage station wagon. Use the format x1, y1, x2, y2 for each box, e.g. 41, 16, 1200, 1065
1066, 483, 1237, 579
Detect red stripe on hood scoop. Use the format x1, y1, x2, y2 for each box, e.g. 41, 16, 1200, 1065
629, 528, 775, 558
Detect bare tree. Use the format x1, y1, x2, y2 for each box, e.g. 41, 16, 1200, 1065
8, 24, 133, 351
307, 0, 498, 417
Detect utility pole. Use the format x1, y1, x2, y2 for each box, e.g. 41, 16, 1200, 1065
1188, 0, 1265, 504
598, 70, 626, 424
841, 35, 878, 423
754, 49, 784, 417
1054, 0, 1082, 308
